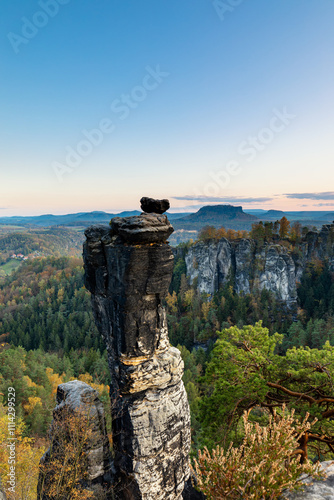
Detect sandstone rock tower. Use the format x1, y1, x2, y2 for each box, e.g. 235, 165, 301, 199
38, 380, 112, 499
83, 198, 192, 499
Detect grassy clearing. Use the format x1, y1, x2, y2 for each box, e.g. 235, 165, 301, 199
0, 259, 22, 276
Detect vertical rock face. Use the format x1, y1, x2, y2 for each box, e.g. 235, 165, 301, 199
185, 241, 221, 294
185, 239, 234, 295
83, 209, 192, 500
258, 245, 297, 306
299, 223, 334, 272
38, 380, 112, 499
185, 225, 334, 305
234, 239, 254, 295
186, 238, 299, 306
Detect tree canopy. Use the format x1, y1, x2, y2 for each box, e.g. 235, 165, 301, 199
199, 322, 334, 459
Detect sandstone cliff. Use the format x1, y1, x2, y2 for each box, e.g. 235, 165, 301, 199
83, 202, 194, 500
185, 223, 334, 306
38, 380, 112, 499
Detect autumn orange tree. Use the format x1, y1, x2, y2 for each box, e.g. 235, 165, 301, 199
290, 221, 302, 243
38, 406, 96, 500
0, 402, 45, 500
250, 217, 301, 243
198, 226, 248, 242
198, 226, 219, 241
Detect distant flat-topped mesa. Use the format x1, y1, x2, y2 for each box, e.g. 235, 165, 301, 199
83, 199, 195, 500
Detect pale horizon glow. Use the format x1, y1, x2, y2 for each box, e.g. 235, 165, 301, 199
1, 1, 333, 216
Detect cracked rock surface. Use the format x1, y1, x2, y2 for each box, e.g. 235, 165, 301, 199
84, 209, 193, 499
281, 461, 334, 500
185, 224, 334, 306
186, 238, 298, 306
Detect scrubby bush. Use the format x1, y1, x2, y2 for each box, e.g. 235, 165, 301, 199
192, 406, 323, 500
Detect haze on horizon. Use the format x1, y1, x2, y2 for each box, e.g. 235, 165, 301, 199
1, 0, 334, 217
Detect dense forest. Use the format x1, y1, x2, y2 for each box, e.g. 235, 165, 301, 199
0, 257, 103, 352
0, 257, 110, 499
0, 221, 334, 498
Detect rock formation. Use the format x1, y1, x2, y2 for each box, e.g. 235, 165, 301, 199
140, 196, 170, 214
185, 238, 298, 306
281, 461, 334, 499
0, 479, 6, 500
83, 201, 193, 499
297, 223, 334, 278
38, 380, 112, 499
184, 224, 334, 306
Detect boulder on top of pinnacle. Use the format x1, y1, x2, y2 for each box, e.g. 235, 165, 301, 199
140, 197, 170, 214
110, 213, 174, 244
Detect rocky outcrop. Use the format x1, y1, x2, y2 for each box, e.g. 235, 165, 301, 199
83, 206, 193, 499
110, 212, 174, 244
234, 238, 253, 296
0, 479, 6, 500
185, 240, 228, 294
298, 223, 334, 276
186, 238, 297, 306
282, 461, 334, 499
185, 225, 334, 306
140, 196, 170, 214
38, 380, 112, 499
257, 245, 297, 305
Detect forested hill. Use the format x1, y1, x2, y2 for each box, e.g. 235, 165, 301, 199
0, 227, 84, 269
0, 257, 103, 353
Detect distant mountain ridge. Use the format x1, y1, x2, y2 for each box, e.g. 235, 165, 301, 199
262, 210, 287, 218
1, 206, 333, 231
0, 211, 191, 227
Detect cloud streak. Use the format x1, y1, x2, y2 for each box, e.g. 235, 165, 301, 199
284, 192, 334, 201
172, 195, 273, 204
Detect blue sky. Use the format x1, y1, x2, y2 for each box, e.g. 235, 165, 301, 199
1, 0, 334, 215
